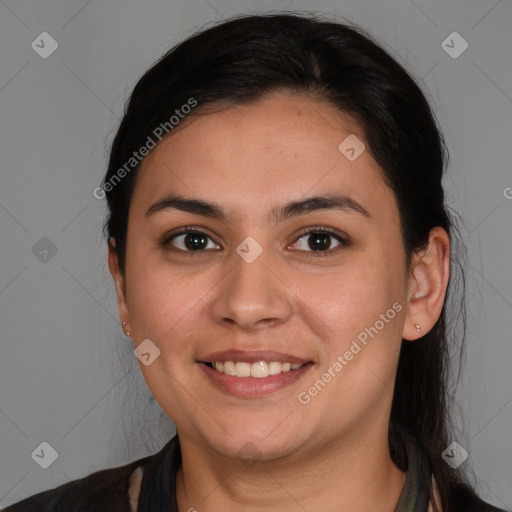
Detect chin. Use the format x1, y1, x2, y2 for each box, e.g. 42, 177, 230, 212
202, 422, 306, 463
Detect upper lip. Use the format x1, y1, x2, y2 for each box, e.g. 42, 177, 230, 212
200, 349, 311, 365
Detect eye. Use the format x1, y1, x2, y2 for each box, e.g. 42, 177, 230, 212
160, 226, 350, 255
161, 228, 221, 252
289, 228, 349, 254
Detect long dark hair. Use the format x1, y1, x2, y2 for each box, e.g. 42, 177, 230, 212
102, 12, 475, 511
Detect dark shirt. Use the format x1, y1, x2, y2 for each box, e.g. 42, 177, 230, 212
2, 424, 506, 511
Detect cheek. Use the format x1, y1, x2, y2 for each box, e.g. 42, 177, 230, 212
304, 251, 405, 386
316, 264, 398, 336
300, 267, 404, 412
124, 265, 207, 408
124, 255, 203, 348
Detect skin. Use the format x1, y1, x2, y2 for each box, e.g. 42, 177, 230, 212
108, 91, 450, 511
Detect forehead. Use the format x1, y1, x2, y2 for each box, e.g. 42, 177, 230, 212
131, 92, 398, 226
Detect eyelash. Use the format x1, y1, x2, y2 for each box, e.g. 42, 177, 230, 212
159, 226, 350, 256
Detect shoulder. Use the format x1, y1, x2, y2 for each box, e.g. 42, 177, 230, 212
429, 476, 507, 512
1, 455, 152, 512
450, 483, 508, 512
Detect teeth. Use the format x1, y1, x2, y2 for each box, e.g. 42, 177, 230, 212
268, 362, 281, 375
235, 362, 251, 377
251, 361, 269, 378
223, 361, 236, 376
209, 360, 304, 377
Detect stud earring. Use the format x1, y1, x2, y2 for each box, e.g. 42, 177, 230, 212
122, 321, 131, 338
415, 323, 421, 333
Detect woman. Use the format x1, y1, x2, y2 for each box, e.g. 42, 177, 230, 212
3, 12, 506, 512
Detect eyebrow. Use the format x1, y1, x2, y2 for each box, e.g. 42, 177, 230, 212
145, 193, 371, 223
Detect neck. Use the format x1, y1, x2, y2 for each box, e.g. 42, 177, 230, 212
175, 421, 406, 512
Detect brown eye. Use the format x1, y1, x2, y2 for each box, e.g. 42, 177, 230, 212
162, 230, 221, 252
290, 228, 349, 254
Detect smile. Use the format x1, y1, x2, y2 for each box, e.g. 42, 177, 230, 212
205, 360, 304, 378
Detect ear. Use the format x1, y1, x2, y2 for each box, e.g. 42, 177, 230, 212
402, 227, 450, 341
107, 237, 131, 334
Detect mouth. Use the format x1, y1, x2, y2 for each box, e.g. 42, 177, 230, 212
197, 351, 314, 397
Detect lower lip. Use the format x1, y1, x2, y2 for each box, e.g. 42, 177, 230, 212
198, 362, 313, 398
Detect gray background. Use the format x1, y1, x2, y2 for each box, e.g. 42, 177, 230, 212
0, 0, 511, 509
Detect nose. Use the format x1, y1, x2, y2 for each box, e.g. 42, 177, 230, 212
209, 244, 294, 332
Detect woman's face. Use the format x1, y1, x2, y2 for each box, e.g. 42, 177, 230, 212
111, 92, 412, 461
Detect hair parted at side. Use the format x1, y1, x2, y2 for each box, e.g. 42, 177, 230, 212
103, 12, 472, 511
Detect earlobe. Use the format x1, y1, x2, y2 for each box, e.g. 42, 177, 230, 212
402, 227, 450, 341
